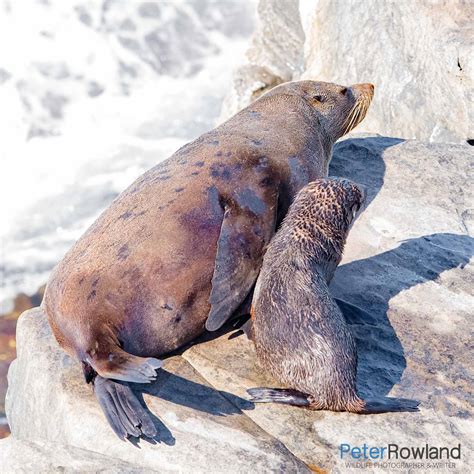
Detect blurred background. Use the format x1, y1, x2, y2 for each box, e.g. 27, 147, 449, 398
0, 0, 472, 438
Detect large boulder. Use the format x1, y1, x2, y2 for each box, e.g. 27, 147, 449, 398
2, 135, 473, 471
2, 308, 307, 473
222, 0, 474, 144
220, 0, 304, 117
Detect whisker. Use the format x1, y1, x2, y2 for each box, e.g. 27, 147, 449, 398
344, 103, 361, 135
343, 92, 372, 135
343, 105, 358, 135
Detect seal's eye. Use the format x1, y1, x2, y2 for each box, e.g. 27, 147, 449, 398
340, 88, 347, 95
313, 95, 324, 102
350, 202, 361, 220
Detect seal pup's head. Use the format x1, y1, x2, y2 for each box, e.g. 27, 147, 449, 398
280, 177, 367, 281
264, 80, 374, 141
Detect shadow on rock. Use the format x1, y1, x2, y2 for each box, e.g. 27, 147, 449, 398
142, 369, 254, 414
127, 404, 176, 447
330, 135, 404, 208
334, 233, 473, 399
127, 369, 254, 444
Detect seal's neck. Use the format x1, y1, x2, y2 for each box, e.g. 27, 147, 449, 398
274, 222, 346, 284
307, 224, 346, 283
315, 258, 341, 284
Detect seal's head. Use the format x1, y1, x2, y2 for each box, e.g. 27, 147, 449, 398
288, 177, 366, 237
265, 80, 374, 141
282, 177, 367, 278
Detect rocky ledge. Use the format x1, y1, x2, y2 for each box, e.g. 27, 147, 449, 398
1, 136, 473, 472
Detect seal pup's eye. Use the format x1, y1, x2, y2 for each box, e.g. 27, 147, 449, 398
351, 203, 360, 220
313, 95, 325, 102
340, 88, 348, 95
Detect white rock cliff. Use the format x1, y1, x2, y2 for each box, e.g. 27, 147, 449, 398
223, 0, 473, 143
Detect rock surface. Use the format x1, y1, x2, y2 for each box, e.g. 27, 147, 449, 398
3, 308, 307, 473
2, 136, 473, 472
0, 437, 144, 473
223, 0, 474, 144
0, 286, 45, 438
220, 0, 304, 118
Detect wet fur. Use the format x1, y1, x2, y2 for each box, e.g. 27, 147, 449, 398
249, 178, 419, 413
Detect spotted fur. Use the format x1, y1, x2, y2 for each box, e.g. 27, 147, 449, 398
250, 178, 419, 414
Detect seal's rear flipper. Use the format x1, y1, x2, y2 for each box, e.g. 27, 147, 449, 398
358, 397, 420, 414
93, 376, 157, 440
89, 347, 162, 384
247, 387, 311, 407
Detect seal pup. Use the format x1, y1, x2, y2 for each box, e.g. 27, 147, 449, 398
247, 178, 419, 413
43, 81, 374, 439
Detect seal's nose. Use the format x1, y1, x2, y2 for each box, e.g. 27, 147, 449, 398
352, 83, 375, 98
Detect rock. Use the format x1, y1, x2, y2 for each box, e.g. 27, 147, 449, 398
3, 136, 473, 471
0, 437, 145, 473
220, 0, 304, 119
0, 314, 16, 437
0, 285, 45, 438
223, 0, 474, 144
4, 308, 308, 473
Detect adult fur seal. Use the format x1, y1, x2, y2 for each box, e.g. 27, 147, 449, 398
247, 178, 419, 413
43, 80, 374, 438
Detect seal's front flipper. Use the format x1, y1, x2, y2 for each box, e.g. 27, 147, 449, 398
93, 376, 157, 440
240, 318, 254, 340
247, 387, 311, 407
206, 194, 277, 332
228, 316, 253, 340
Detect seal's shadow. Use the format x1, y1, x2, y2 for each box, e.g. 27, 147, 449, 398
330, 137, 473, 399
333, 233, 473, 398
129, 369, 254, 445
329, 135, 404, 208
142, 369, 253, 414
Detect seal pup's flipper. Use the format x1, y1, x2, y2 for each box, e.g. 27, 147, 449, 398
93, 376, 157, 440
247, 387, 311, 407
206, 196, 277, 332
356, 397, 420, 414
247, 388, 419, 413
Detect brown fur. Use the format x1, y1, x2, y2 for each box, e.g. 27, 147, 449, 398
249, 179, 418, 414
42, 81, 374, 381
